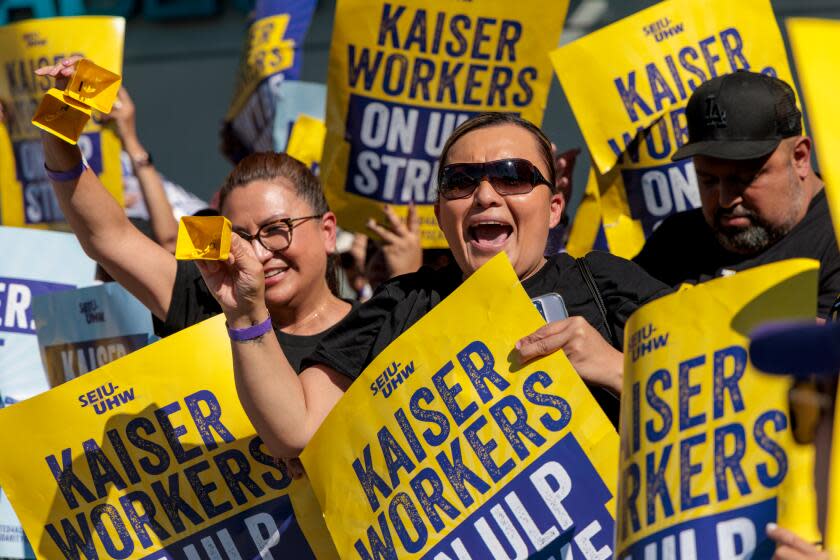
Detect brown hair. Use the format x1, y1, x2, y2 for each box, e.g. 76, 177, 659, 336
437, 112, 557, 191
218, 152, 339, 295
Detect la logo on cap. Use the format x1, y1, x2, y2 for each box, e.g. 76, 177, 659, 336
704, 95, 727, 128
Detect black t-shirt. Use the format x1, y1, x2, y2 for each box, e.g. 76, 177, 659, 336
633, 189, 840, 317
303, 252, 670, 425
154, 261, 351, 372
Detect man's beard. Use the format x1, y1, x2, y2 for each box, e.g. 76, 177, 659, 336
713, 164, 805, 254
713, 208, 784, 254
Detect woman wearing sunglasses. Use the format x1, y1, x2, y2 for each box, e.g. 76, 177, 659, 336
37, 57, 354, 374
197, 112, 670, 458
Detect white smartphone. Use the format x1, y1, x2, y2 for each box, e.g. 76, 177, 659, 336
531, 293, 569, 323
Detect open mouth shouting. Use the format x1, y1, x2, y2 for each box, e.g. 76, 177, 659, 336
467, 220, 514, 253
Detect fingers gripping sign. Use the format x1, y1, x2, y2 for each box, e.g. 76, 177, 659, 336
516, 316, 624, 394
767, 524, 832, 560
195, 235, 269, 327
278, 457, 305, 480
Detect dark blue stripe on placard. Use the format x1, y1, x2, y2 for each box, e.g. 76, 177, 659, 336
344, 93, 480, 205
422, 433, 614, 559
618, 498, 777, 559
623, 159, 699, 236
139, 496, 315, 560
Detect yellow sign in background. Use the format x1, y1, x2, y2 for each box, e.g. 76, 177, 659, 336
565, 171, 604, 258
302, 253, 620, 558
552, 0, 796, 258
0, 16, 125, 228
787, 19, 840, 551
618, 259, 819, 557
787, 18, 840, 252
286, 114, 327, 171
0, 315, 337, 560
321, 0, 568, 248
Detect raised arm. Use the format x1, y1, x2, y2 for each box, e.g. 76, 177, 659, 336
37, 57, 177, 320
196, 236, 350, 457
108, 87, 179, 252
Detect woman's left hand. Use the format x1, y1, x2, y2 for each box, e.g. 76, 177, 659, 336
767, 523, 832, 560
515, 316, 623, 394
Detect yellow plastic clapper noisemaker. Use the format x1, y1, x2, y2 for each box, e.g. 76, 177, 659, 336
64, 58, 122, 113
175, 216, 232, 261
31, 88, 92, 145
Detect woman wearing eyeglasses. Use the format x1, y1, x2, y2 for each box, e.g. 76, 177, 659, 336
198, 112, 670, 460
37, 58, 354, 373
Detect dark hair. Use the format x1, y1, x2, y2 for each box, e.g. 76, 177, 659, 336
217, 152, 339, 295
437, 112, 557, 191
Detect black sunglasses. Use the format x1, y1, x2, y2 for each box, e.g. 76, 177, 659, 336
438, 158, 552, 200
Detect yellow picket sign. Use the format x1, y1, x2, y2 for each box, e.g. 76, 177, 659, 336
321, 0, 568, 248
0, 315, 338, 560
302, 252, 619, 558
617, 259, 820, 558
551, 0, 796, 258
0, 16, 125, 228
826, 382, 840, 552
286, 114, 327, 171
787, 18, 840, 248
565, 170, 605, 258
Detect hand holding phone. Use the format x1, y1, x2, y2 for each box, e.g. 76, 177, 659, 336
531, 293, 568, 323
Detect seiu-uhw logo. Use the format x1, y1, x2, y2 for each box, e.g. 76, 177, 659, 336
78, 299, 105, 324
642, 17, 685, 42
23, 32, 46, 47
78, 382, 135, 415
370, 360, 415, 399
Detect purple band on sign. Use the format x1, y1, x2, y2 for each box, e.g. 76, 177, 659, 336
227, 316, 273, 341
44, 161, 86, 182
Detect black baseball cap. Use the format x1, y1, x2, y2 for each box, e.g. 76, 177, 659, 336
671, 70, 802, 161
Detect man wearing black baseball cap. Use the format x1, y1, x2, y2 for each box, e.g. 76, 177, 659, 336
634, 70, 840, 318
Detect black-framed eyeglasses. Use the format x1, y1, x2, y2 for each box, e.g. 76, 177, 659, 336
438, 158, 552, 200
235, 214, 322, 252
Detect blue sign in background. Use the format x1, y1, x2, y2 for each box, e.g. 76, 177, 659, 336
623, 158, 700, 236
13, 134, 103, 225
0, 226, 95, 560
344, 93, 478, 205
33, 282, 155, 387
227, 0, 317, 156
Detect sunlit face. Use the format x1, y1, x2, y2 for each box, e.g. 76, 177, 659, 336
221, 179, 336, 309
434, 124, 563, 280
694, 138, 807, 255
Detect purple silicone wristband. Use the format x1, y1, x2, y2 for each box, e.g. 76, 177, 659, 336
44, 161, 85, 182
227, 316, 272, 341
